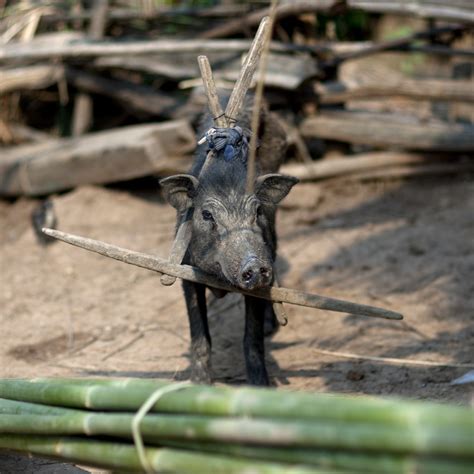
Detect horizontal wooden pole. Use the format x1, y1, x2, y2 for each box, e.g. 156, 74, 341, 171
42, 228, 403, 321
317, 77, 474, 103
280, 151, 445, 181
0, 38, 295, 63
347, 0, 474, 23
65, 67, 179, 115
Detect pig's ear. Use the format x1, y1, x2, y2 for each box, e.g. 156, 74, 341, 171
160, 174, 199, 212
255, 174, 299, 204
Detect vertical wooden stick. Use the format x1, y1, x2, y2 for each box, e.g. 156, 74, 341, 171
224, 17, 270, 123
246, 3, 278, 194
197, 56, 227, 128
160, 219, 191, 286
272, 273, 288, 326
71, 0, 108, 136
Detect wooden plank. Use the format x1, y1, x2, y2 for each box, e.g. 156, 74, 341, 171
300, 111, 474, 152
0, 121, 195, 196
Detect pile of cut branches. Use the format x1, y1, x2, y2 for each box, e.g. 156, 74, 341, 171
0, 377, 472, 473
1, 1, 473, 197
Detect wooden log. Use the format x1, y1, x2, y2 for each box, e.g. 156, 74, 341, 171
42, 228, 403, 321
65, 67, 180, 116
0, 65, 64, 95
316, 77, 474, 103
0, 37, 297, 63
300, 111, 474, 152
0, 121, 195, 196
281, 151, 446, 181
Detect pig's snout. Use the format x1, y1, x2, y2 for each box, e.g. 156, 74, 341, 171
239, 256, 272, 290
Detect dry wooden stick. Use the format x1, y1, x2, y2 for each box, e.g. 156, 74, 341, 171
197, 55, 227, 127
272, 275, 288, 326
311, 347, 474, 368
71, 0, 109, 137
0, 38, 296, 62
246, 8, 276, 194
42, 228, 403, 322
224, 16, 270, 123
160, 219, 192, 286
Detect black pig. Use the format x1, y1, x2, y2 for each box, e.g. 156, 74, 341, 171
160, 99, 298, 385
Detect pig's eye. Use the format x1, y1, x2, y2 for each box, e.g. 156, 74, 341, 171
202, 210, 214, 221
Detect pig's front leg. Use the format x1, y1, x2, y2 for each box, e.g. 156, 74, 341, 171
244, 295, 269, 386
183, 280, 212, 384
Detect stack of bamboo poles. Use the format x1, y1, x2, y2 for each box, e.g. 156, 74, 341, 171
0, 378, 472, 473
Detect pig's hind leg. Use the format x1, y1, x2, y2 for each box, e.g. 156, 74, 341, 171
244, 295, 270, 386
183, 280, 212, 384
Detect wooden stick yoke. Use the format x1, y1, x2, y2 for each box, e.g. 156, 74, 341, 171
161, 17, 271, 287
42, 228, 404, 322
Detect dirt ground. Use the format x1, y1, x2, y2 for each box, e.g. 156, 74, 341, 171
1, 174, 473, 472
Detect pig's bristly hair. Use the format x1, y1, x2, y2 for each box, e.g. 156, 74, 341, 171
198, 151, 251, 202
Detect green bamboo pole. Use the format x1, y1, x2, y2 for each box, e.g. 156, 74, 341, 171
0, 378, 471, 433
0, 411, 472, 457
2, 399, 472, 472
0, 435, 337, 474
166, 441, 474, 474
0, 398, 75, 415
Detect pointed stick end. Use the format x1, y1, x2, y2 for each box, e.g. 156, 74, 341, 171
381, 310, 403, 321
42, 227, 56, 237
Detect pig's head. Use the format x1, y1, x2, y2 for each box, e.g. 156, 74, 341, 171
161, 166, 298, 290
